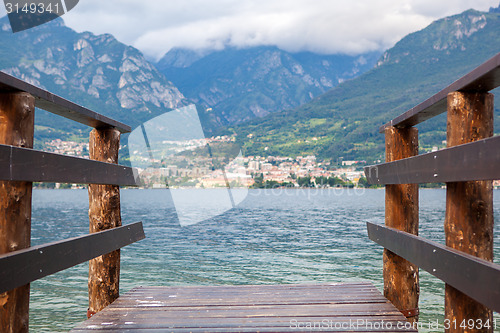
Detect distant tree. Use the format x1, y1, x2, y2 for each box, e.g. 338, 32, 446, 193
297, 176, 312, 187
251, 173, 265, 188
315, 176, 329, 187
357, 177, 370, 188
264, 180, 280, 188
327, 177, 345, 187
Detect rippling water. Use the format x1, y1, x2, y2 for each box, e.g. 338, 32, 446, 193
29, 188, 500, 332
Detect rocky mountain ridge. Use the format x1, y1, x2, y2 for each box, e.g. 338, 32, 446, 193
156, 46, 380, 125
0, 16, 187, 134
226, 8, 500, 162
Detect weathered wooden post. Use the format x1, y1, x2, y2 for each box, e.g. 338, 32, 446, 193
445, 91, 494, 332
384, 127, 419, 322
0, 92, 35, 333
87, 128, 122, 317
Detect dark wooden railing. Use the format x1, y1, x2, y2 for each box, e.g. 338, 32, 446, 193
365, 52, 500, 331
0, 71, 144, 333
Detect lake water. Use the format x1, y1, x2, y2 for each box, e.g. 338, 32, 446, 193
28, 188, 500, 332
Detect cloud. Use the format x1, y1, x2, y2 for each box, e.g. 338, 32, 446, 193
4, 0, 498, 59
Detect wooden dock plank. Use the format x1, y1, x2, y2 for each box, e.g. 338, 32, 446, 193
72, 282, 416, 332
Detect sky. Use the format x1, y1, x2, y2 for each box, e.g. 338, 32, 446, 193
2, 0, 499, 60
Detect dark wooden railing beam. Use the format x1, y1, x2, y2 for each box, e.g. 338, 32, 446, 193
0, 222, 145, 294
367, 223, 500, 313
0, 144, 138, 186
364, 135, 500, 185
0, 71, 131, 133
379, 52, 500, 132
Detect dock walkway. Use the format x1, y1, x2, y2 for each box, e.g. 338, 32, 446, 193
71, 282, 416, 332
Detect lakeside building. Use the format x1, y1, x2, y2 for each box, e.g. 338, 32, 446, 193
42, 137, 366, 188
44, 139, 89, 158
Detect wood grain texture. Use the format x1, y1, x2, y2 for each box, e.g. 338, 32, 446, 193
88, 128, 122, 315
71, 283, 417, 332
0, 92, 35, 333
383, 127, 419, 323
445, 92, 494, 332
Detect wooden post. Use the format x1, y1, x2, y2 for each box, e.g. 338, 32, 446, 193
445, 92, 494, 332
0, 92, 35, 333
88, 128, 122, 317
384, 126, 419, 323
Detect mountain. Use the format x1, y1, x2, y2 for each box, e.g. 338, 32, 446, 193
156, 46, 380, 125
3, 5, 499, 165
491, 4, 500, 13
227, 8, 500, 163
0, 16, 189, 145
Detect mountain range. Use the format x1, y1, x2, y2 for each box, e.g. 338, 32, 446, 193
156, 47, 380, 125
0, 15, 188, 147
225, 7, 500, 162
0, 5, 499, 163
0, 15, 378, 148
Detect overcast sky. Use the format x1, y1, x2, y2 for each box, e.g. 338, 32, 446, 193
2, 0, 499, 60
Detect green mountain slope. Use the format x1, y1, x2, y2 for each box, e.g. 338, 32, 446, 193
156, 46, 380, 125
228, 8, 500, 162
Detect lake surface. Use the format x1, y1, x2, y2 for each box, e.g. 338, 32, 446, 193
28, 188, 500, 332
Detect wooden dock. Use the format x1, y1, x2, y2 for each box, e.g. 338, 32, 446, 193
71, 282, 416, 332
2, 54, 500, 332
